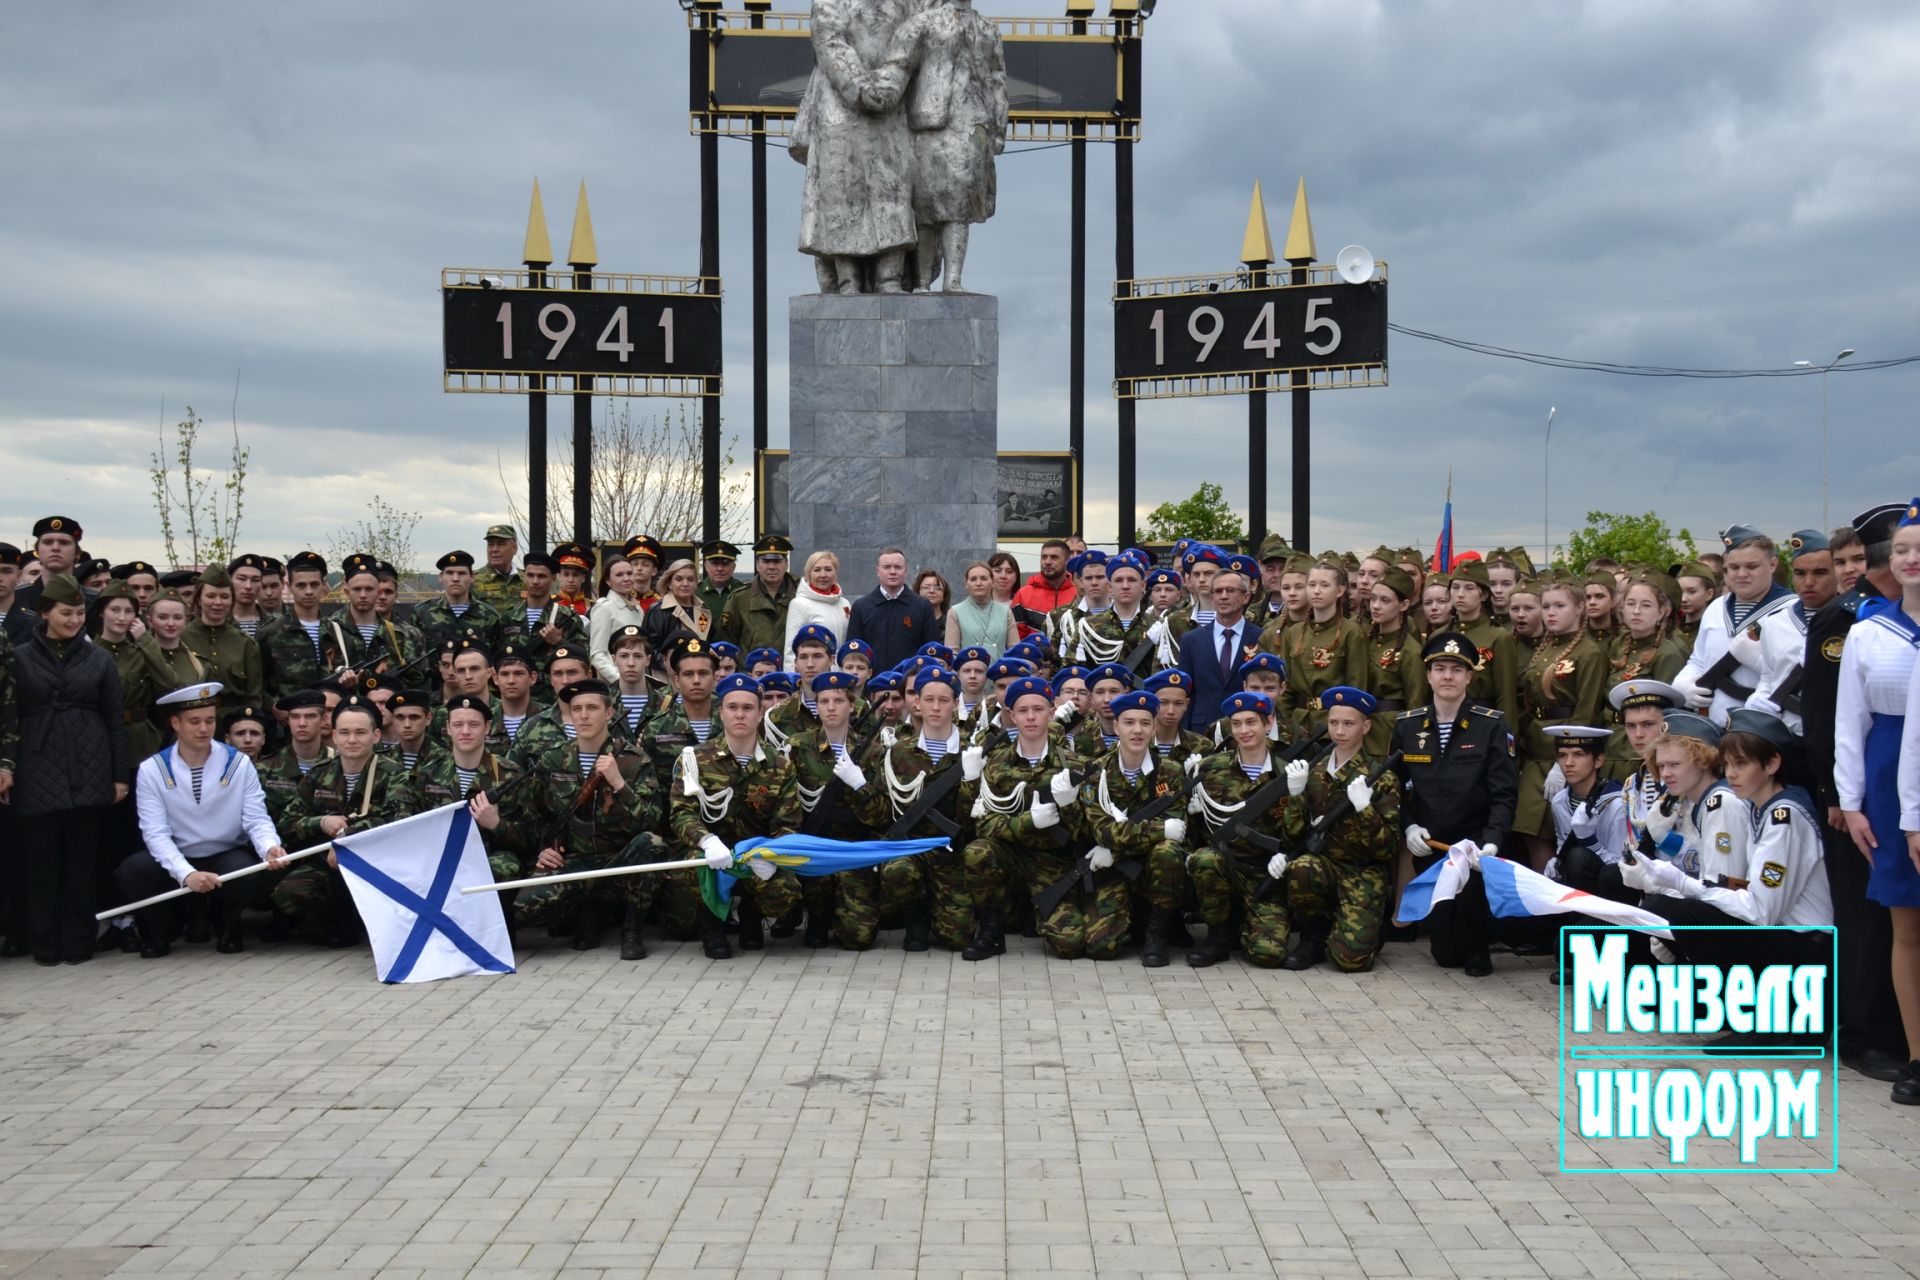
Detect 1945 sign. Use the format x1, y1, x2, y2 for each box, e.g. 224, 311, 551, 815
441, 269, 722, 396
1112, 276, 1387, 398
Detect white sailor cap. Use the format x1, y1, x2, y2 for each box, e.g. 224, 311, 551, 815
1607, 679, 1683, 712
156, 682, 225, 711
1542, 724, 1612, 742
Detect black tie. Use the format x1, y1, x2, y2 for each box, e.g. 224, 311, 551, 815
1218, 624, 1236, 679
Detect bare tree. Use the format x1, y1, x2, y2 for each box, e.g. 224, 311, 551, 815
149, 386, 250, 569
496, 399, 749, 546
327, 494, 424, 576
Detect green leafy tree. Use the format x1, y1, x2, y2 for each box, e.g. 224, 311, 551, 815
1558, 510, 1698, 573
1143, 482, 1245, 545
149, 403, 249, 569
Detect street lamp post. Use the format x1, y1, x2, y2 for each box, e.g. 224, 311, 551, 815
1543, 405, 1557, 568
1794, 348, 1855, 530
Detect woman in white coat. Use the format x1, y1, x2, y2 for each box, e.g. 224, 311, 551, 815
784, 550, 853, 669
588, 557, 648, 684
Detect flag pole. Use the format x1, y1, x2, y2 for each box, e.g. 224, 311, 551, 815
96, 839, 336, 921
462, 856, 713, 896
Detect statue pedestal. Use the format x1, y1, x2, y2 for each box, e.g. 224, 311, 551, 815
787, 292, 998, 582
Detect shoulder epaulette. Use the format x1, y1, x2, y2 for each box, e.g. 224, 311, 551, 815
1469, 705, 1505, 719
1395, 708, 1424, 721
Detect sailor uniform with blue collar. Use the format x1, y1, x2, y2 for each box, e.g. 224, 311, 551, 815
131, 742, 280, 884
1836, 599, 1920, 908
1676, 583, 1796, 724
1748, 599, 1813, 736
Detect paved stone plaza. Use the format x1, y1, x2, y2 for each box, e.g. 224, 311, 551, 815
2, 937, 1916, 1280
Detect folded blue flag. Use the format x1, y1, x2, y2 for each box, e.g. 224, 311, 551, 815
700, 833, 950, 918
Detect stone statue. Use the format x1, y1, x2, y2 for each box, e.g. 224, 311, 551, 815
794, 0, 1008, 295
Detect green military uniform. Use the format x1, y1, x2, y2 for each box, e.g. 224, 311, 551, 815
639, 695, 718, 787
697, 573, 746, 621
1068, 720, 1116, 760
1184, 746, 1298, 967
1264, 612, 1370, 728
261, 614, 334, 699
763, 692, 822, 753
495, 596, 586, 670
850, 732, 979, 950
505, 699, 576, 766
412, 596, 505, 655
256, 745, 333, 832
666, 739, 804, 936
99, 632, 181, 762
320, 614, 426, 681
272, 754, 421, 931
1514, 629, 1610, 839
1275, 749, 1401, 971
1363, 627, 1426, 757
471, 566, 524, 613
968, 739, 1098, 958
718, 577, 797, 655
182, 619, 266, 721
1074, 749, 1190, 957
1068, 607, 1157, 675
1602, 629, 1688, 779
789, 725, 904, 950
1149, 729, 1213, 772
502, 740, 662, 929
1457, 614, 1521, 729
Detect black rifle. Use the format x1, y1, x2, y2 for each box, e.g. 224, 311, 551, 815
1204, 729, 1332, 857
1255, 750, 1402, 901
1772, 663, 1805, 717
1029, 761, 1152, 919
1696, 621, 1767, 702
884, 754, 967, 839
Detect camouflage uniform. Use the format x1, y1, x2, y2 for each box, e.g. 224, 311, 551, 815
1065, 608, 1157, 675
182, 618, 266, 720
1184, 748, 1297, 967
471, 565, 524, 613
966, 741, 1094, 955
272, 755, 422, 928
412, 596, 505, 655
665, 740, 804, 933
320, 615, 427, 681
495, 596, 586, 672
505, 700, 577, 767
1149, 729, 1213, 774
1078, 749, 1191, 926
256, 745, 333, 832
260, 614, 333, 700
640, 696, 718, 787
849, 733, 978, 949
1275, 751, 1401, 971
788, 726, 900, 950
717, 577, 796, 655
501, 741, 661, 926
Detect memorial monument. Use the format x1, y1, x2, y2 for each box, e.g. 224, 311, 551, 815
786, 0, 1008, 577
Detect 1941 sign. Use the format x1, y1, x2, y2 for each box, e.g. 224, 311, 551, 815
441, 268, 722, 396
1112, 273, 1387, 399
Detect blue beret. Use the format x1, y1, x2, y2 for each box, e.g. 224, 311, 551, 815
1222, 690, 1274, 719
1087, 662, 1136, 690
1003, 675, 1053, 707
811, 671, 859, 694
1067, 549, 1109, 575
1319, 685, 1377, 715
1900, 498, 1920, 530
1108, 552, 1147, 578
1171, 537, 1196, 561
956, 645, 993, 669
744, 647, 781, 668
759, 671, 798, 694
865, 671, 904, 694
1051, 666, 1090, 695
1237, 653, 1286, 679
792, 623, 836, 651
913, 666, 960, 694
1186, 544, 1226, 568
1144, 567, 1183, 590
709, 640, 740, 659
917, 641, 956, 665
1221, 553, 1259, 581
1121, 545, 1157, 568
1143, 669, 1192, 695
986, 657, 1034, 681
715, 673, 761, 702
1109, 691, 1160, 718
837, 638, 874, 662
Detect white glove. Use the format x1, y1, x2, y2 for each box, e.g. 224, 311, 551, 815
699, 835, 732, 869
1543, 856, 1560, 882
1053, 700, 1078, 723
1266, 852, 1288, 880
1650, 938, 1677, 964
1480, 842, 1499, 860
1050, 769, 1079, 807
1726, 627, 1763, 670
1146, 618, 1168, 645
1184, 753, 1204, 778
1404, 824, 1432, 858
831, 753, 868, 790
1285, 759, 1311, 796
1746, 694, 1782, 719
1345, 776, 1374, 812
1163, 817, 1187, 843
1620, 854, 1688, 896
1030, 798, 1060, 830
1087, 845, 1114, 871
1452, 839, 1482, 870
1543, 762, 1567, 802
1188, 791, 1205, 815
1644, 797, 1679, 841
960, 745, 985, 781
1674, 675, 1711, 711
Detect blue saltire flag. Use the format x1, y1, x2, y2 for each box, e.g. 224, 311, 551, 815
334, 802, 516, 983
700, 833, 951, 918
1395, 841, 1671, 936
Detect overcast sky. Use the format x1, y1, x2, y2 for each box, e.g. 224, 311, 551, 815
4, 0, 1916, 573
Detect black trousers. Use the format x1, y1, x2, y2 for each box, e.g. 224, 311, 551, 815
0, 804, 23, 946
1820, 825, 1906, 1056
1638, 895, 1837, 1048
114, 846, 264, 945
1417, 849, 1490, 967
18, 806, 111, 962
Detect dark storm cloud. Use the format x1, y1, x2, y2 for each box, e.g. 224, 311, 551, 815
2, 0, 1914, 563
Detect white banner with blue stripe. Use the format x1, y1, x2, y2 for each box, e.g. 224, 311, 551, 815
335, 802, 515, 984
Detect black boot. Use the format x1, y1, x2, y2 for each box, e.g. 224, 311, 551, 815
136, 921, 172, 960
1140, 906, 1178, 969
215, 924, 245, 955
1279, 932, 1326, 972
571, 903, 602, 951
1169, 914, 1195, 948
1464, 946, 1493, 978
961, 908, 1005, 962
737, 900, 765, 951
261, 910, 295, 943
701, 912, 732, 959
901, 904, 932, 953
1185, 921, 1235, 968
803, 911, 832, 949
620, 905, 647, 961
769, 904, 801, 939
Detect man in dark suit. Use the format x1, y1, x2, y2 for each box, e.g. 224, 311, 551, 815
847, 548, 936, 671
1176, 554, 1260, 731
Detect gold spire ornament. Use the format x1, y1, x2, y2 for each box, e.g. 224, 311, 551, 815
523, 178, 553, 267
1282, 177, 1315, 264
1240, 180, 1275, 268
566, 180, 598, 269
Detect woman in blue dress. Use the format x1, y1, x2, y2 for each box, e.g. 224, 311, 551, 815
1835, 498, 1920, 1104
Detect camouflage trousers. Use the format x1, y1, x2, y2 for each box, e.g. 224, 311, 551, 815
1185, 846, 1292, 968
515, 833, 664, 927
1018, 846, 1131, 961
658, 860, 802, 934
269, 862, 346, 927
831, 863, 924, 950
1281, 854, 1389, 973
1141, 839, 1189, 912
873, 845, 985, 951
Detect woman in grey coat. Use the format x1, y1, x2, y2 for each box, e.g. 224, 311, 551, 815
9, 574, 129, 964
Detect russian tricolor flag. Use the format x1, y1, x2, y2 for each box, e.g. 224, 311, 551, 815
1396, 842, 1672, 936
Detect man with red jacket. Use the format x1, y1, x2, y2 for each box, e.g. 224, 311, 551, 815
1013, 539, 1077, 616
